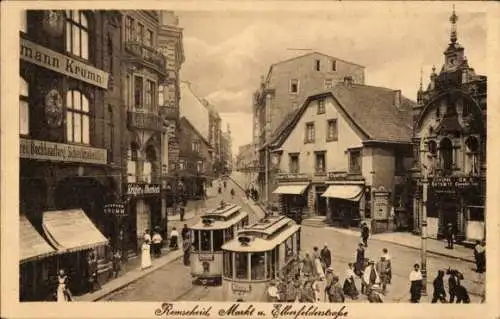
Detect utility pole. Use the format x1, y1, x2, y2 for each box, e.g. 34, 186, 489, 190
421, 146, 429, 296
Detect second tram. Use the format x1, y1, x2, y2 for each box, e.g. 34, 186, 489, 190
190, 203, 249, 285
221, 215, 301, 301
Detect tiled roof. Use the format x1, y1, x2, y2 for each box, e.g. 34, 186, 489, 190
268, 83, 416, 148
180, 116, 212, 147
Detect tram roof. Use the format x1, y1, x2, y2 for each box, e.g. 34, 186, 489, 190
190, 210, 249, 230
221, 224, 300, 252
239, 215, 293, 236
202, 204, 240, 219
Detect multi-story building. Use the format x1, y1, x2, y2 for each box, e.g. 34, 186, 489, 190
204, 99, 222, 176
19, 10, 121, 300
235, 143, 258, 189
411, 8, 486, 243
178, 117, 213, 198
221, 125, 233, 174
253, 52, 366, 202
267, 79, 415, 233
121, 10, 167, 254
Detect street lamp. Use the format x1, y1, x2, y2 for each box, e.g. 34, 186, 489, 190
420, 143, 429, 296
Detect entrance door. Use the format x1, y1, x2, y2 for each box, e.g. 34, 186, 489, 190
315, 186, 327, 216
439, 197, 459, 238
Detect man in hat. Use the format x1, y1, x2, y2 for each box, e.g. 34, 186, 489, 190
445, 222, 454, 249
327, 275, 345, 303
320, 243, 332, 272
152, 227, 163, 258
376, 255, 391, 294
361, 222, 370, 247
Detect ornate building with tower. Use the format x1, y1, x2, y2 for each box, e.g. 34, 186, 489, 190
411, 8, 487, 243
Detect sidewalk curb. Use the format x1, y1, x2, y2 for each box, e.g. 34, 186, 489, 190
82, 252, 183, 302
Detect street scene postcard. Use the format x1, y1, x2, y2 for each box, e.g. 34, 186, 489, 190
1, 1, 499, 319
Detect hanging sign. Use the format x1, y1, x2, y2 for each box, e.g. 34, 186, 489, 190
430, 176, 480, 189
104, 203, 127, 216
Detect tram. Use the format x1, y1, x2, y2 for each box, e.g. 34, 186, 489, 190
190, 203, 249, 285
221, 215, 301, 302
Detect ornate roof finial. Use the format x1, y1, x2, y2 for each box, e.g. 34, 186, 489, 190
450, 5, 458, 43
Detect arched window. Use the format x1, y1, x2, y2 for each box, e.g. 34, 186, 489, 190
465, 136, 479, 175
20, 77, 29, 136
66, 10, 89, 60
66, 90, 90, 144
439, 138, 453, 171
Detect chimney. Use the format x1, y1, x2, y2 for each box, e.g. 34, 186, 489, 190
394, 90, 401, 109
343, 76, 353, 87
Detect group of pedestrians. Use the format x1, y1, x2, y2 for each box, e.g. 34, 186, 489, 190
245, 186, 259, 202
141, 228, 164, 270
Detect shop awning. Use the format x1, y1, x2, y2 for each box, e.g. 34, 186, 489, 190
42, 209, 108, 254
273, 183, 309, 195
321, 185, 364, 201
20, 215, 56, 263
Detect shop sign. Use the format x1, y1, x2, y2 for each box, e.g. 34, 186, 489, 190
20, 38, 109, 89
430, 176, 480, 189
126, 183, 161, 196
276, 172, 309, 181
232, 283, 251, 292
20, 138, 107, 165
104, 203, 127, 217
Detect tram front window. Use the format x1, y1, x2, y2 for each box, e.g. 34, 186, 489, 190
223, 251, 233, 278
235, 252, 248, 280
251, 252, 265, 280
200, 230, 211, 252
213, 230, 224, 251
192, 230, 199, 251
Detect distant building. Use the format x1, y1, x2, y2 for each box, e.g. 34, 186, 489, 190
268, 81, 415, 233
236, 143, 258, 189
204, 99, 222, 174
411, 8, 486, 242
220, 125, 233, 174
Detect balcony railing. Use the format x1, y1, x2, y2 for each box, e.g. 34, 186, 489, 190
127, 110, 164, 132
124, 42, 167, 76
161, 105, 179, 121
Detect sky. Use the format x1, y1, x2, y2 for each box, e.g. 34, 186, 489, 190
176, 5, 487, 156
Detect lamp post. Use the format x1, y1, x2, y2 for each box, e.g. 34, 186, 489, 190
420, 145, 429, 296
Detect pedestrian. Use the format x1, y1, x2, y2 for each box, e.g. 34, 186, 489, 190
300, 278, 316, 302
56, 269, 72, 302
455, 270, 470, 304
409, 263, 423, 303
367, 284, 384, 303
445, 222, 454, 249
141, 239, 152, 270
181, 223, 190, 241
182, 234, 192, 266
362, 259, 380, 294
223, 180, 227, 189
218, 186, 222, 194
179, 205, 185, 221
277, 276, 287, 301
327, 275, 345, 303
354, 243, 365, 277
143, 229, 151, 244
112, 250, 122, 278
86, 252, 96, 292
152, 228, 163, 258
381, 248, 392, 284
474, 240, 485, 274
431, 270, 447, 303
343, 263, 359, 300
361, 222, 370, 247
375, 256, 390, 294
170, 227, 179, 250
447, 268, 458, 303
320, 243, 332, 271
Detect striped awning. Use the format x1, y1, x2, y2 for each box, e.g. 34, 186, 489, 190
273, 183, 309, 195
42, 209, 108, 254
321, 185, 364, 201
20, 215, 56, 263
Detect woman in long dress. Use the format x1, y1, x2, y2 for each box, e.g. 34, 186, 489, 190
343, 263, 359, 300
141, 239, 152, 269
57, 269, 71, 302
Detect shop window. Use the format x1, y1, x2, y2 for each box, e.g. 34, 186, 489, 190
327, 119, 338, 141
20, 10, 27, 33
315, 151, 326, 174
66, 10, 89, 60
223, 251, 233, 278
66, 90, 90, 144
251, 252, 265, 280
19, 77, 29, 136
134, 76, 143, 109
125, 16, 134, 42
137, 23, 144, 43
317, 98, 325, 114
145, 80, 155, 112
439, 138, 453, 171
290, 79, 299, 93
305, 122, 315, 143
289, 153, 299, 173
235, 252, 248, 280
200, 230, 211, 251
349, 149, 361, 173
213, 230, 223, 251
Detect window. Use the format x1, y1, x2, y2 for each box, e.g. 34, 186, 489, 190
197, 160, 204, 172
107, 105, 114, 162
266, 251, 274, 279
20, 10, 27, 33
125, 16, 134, 42
145, 29, 153, 47
66, 11, 89, 60
349, 149, 361, 173
19, 77, 29, 136
192, 230, 199, 251
315, 59, 320, 71
66, 90, 90, 144
179, 160, 186, 170
145, 80, 155, 111
317, 99, 325, 114
251, 252, 265, 280
143, 161, 152, 183
439, 138, 453, 171
324, 79, 333, 89
331, 60, 337, 71
158, 85, 164, 106
305, 122, 315, 143
192, 140, 200, 152
290, 79, 299, 93
327, 119, 338, 141
224, 227, 234, 241
137, 23, 144, 43
200, 230, 211, 251
213, 230, 223, 251
289, 153, 299, 173
465, 136, 479, 175
134, 76, 143, 109
223, 251, 233, 278
315, 152, 326, 174
235, 252, 248, 280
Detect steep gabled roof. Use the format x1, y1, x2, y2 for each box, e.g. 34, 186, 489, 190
268, 83, 416, 149
180, 116, 212, 148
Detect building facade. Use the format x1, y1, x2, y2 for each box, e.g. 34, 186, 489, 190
268, 82, 415, 233
411, 9, 487, 242
235, 143, 258, 189
19, 10, 121, 300
221, 125, 233, 174
253, 52, 366, 203
205, 99, 222, 177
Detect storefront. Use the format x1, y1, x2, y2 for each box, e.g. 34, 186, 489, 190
273, 182, 309, 222
322, 183, 365, 228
